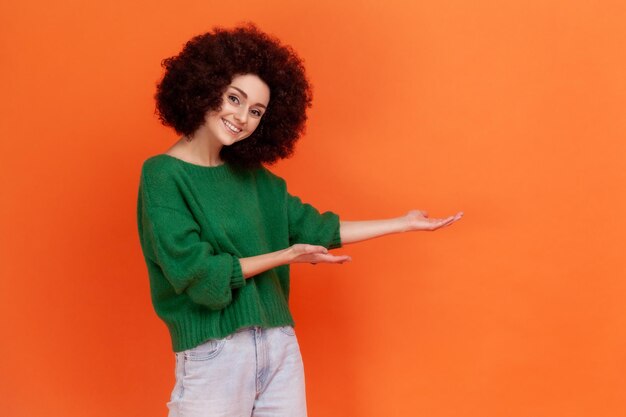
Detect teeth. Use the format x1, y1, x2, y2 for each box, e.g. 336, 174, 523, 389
223, 119, 241, 133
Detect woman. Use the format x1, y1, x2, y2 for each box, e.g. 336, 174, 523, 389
137, 23, 463, 417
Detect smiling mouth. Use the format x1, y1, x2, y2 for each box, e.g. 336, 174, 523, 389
222, 118, 242, 134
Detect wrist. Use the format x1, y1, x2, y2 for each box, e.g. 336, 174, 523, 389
397, 216, 412, 233
278, 247, 295, 265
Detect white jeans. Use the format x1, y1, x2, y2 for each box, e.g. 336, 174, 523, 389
167, 326, 307, 417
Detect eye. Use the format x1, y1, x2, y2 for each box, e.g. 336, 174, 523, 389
227, 95, 240, 104
250, 109, 263, 117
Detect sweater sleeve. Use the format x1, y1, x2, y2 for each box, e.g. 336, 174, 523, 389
286, 192, 343, 249
139, 183, 245, 311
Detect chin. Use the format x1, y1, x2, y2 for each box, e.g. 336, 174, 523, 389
230, 135, 249, 145
219, 136, 237, 146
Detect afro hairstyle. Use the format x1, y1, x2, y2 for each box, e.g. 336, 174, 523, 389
155, 22, 314, 168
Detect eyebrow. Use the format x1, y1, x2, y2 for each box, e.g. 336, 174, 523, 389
229, 86, 267, 109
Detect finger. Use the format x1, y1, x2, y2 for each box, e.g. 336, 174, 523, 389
445, 215, 456, 223
450, 212, 463, 223
441, 215, 461, 228
314, 254, 351, 263
443, 216, 457, 226
442, 218, 456, 227
430, 217, 453, 230
432, 216, 452, 224
305, 245, 328, 254
438, 212, 462, 222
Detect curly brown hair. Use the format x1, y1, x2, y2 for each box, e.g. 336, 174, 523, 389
155, 23, 313, 168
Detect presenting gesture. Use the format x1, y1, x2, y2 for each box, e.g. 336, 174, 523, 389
239, 209, 463, 276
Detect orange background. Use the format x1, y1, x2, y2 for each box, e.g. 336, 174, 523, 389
1, 0, 625, 416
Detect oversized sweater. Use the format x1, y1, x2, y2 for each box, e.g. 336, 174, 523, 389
136, 154, 342, 352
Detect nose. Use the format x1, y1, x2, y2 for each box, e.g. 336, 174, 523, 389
233, 106, 248, 124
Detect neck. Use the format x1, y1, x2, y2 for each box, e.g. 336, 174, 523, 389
181, 127, 224, 166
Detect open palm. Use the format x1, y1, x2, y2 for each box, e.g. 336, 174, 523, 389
288, 244, 351, 265
405, 209, 464, 231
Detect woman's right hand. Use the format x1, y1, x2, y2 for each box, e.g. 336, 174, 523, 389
240, 244, 350, 279
286, 244, 351, 265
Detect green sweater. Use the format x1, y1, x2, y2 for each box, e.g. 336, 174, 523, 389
136, 154, 342, 352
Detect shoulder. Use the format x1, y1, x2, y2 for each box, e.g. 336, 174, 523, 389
139, 154, 187, 207
140, 154, 177, 181
139, 154, 194, 191
250, 166, 290, 196
254, 165, 287, 187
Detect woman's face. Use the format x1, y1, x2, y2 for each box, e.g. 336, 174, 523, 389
204, 73, 270, 147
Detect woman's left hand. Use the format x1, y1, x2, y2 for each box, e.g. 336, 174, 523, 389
404, 210, 464, 231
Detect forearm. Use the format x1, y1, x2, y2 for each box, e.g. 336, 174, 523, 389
339, 217, 408, 245
239, 248, 291, 279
